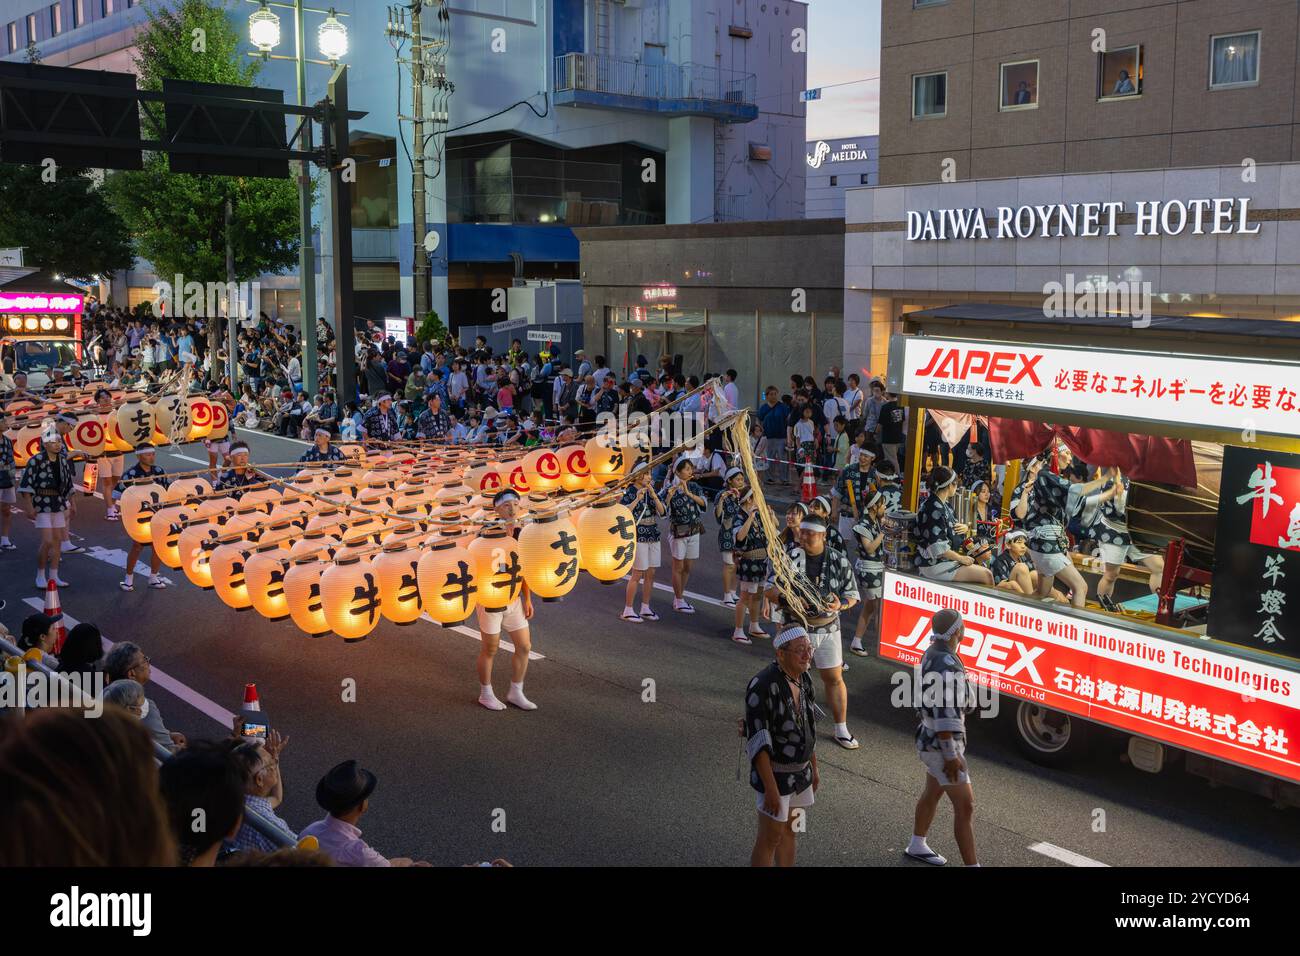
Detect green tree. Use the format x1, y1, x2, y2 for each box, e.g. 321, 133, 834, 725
102, 0, 305, 376
0, 166, 133, 278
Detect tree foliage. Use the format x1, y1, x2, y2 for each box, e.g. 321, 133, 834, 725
0, 166, 133, 278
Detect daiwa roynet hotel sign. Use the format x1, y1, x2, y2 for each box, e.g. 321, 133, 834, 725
906, 197, 1262, 242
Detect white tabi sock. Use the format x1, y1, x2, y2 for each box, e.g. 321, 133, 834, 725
478, 684, 505, 711
834, 722, 850, 739
507, 681, 537, 710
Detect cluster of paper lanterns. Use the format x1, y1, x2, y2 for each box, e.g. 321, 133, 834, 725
3, 387, 228, 466
116, 441, 640, 641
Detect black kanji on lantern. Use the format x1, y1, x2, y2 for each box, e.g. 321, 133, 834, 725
130, 408, 152, 443
350, 573, 381, 623
609, 451, 624, 471
268, 566, 285, 597
398, 566, 421, 606
441, 560, 477, 611
610, 514, 635, 540
551, 529, 578, 556
554, 557, 578, 585
307, 581, 323, 613
230, 560, 246, 587
612, 542, 634, 570
492, 552, 523, 598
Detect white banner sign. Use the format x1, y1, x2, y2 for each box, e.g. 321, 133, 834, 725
527, 328, 560, 343
492, 317, 528, 334
898, 336, 1300, 439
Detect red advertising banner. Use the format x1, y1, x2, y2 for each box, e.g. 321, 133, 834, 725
1241, 460, 1300, 554
878, 571, 1300, 783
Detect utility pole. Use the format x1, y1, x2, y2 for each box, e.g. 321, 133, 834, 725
324, 66, 358, 405
224, 196, 239, 391
293, 0, 319, 396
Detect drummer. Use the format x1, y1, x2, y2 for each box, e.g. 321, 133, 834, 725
1091, 467, 1165, 612
849, 490, 887, 657
912, 467, 993, 586
1012, 452, 1108, 607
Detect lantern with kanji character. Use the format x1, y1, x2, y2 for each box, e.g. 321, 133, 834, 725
342, 513, 384, 548
392, 486, 430, 515
187, 396, 213, 440
585, 436, 626, 487
223, 505, 266, 545
269, 498, 311, 530
306, 507, 347, 535
467, 528, 524, 612
320, 555, 382, 641
244, 545, 290, 621
374, 540, 424, 625
290, 529, 339, 562
558, 445, 590, 493
149, 504, 190, 569
283, 556, 330, 637
240, 487, 282, 514
210, 542, 253, 610
208, 401, 230, 441
179, 521, 223, 589
523, 447, 564, 494
258, 519, 296, 552
164, 476, 212, 506
519, 511, 580, 600
434, 480, 471, 508
116, 394, 156, 450
150, 397, 175, 446
417, 533, 478, 625
105, 416, 134, 453
576, 500, 637, 582
121, 482, 166, 544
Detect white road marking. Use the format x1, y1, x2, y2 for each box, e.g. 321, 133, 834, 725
23, 598, 235, 727
420, 612, 545, 660
1027, 842, 1109, 867
250, 432, 312, 446
81, 544, 175, 584
169, 453, 208, 464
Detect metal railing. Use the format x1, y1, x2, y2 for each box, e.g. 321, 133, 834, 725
554, 53, 757, 108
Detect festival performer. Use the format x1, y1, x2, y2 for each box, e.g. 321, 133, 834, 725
913, 466, 994, 586
831, 446, 874, 542
666, 458, 707, 615
95, 389, 126, 521
0, 410, 17, 551
769, 514, 860, 749
730, 489, 770, 646
415, 392, 452, 441
215, 442, 260, 498
1012, 453, 1108, 607
907, 608, 979, 868
19, 422, 75, 589
746, 624, 819, 867
1092, 467, 1165, 611
716, 467, 746, 608
299, 428, 345, 463
849, 490, 887, 657
205, 387, 236, 478
115, 444, 171, 592
52, 414, 85, 556
361, 393, 401, 442
475, 488, 538, 712
873, 459, 903, 512
620, 462, 666, 623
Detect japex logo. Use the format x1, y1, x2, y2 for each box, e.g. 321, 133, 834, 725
913, 347, 1043, 386
480, 469, 503, 494
565, 448, 590, 478
190, 398, 212, 427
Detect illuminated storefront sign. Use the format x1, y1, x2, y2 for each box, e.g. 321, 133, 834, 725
806, 140, 870, 169
0, 293, 84, 313
641, 285, 677, 301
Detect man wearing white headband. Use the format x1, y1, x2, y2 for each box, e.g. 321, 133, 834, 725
215, 442, 259, 499
908, 607, 978, 867
299, 428, 345, 463
19, 421, 75, 589
475, 487, 537, 712
746, 623, 819, 866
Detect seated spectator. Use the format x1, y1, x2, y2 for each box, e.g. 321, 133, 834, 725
158, 740, 247, 866
0, 707, 175, 865
102, 678, 146, 718
19, 612, 61, 669
103, 641, 187, 753
226, 731, 297, 853
58, 622, 103, 681
299, 759, 431, 867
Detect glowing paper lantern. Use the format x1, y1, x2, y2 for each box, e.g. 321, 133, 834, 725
374, 541, 423, 625
187, 396, 213, 440
290, 530, 339, 561
519, 512, 580, 600
149, 504, 190, 568
106, 417, 134, 453
223, 506, 266, 545
465, 461, 502, 496
585, 436, 626, 487
258, 519, 296, 552
320, 556, 381, 641
210, 542, 253, 610
269, 499, 311, 529
558, 445, 590, 493
434, 480, 471, 508
576, 501, 637, 581
417, 535, 477, 625
121, 482, 165, 544
67, 413, 106, 457
467, 529, 524, 612
240, 487, 282, 514
164, 477, 212, 505
306, 507, 347, 535
284, 557, 330, 636
244, 546, 290, 621
208, 401, 230, 441
391, 487, 429, 515
9, 423, 41, 467
179, 523, 223, 589
504, 460, 530, 495
523, 446, 564, 494
116, 394, 156, 450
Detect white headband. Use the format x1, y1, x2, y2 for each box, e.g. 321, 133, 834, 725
933, 612, 964, 641
774, 626, 808, 649
934, 471, 957, 491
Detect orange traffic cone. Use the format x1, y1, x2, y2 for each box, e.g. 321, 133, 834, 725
242, 683, 261, 712
800, 462, 817, 503
45, 580, 67, 653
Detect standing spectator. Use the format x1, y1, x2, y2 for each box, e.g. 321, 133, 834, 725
0, 410, 15, 550
757, 387, 789, 485
299, 760, 431, 867
877, 391, 907, 471
364, 349, 388, 397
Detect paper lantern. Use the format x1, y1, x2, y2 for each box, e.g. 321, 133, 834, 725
208, 401, 230, 441
164, 476, 212, 506
391, 487, 429, 515
157, 392, 190, 444
269, 499, 311, 529
115, 394, 156, 450
67, 414, 106, 457
585, 436, 626, 486
306, 507, 347, 535
258, 519, 296, 552
417, 536, 478, 624
434, 480, 471, 508
9, 423, 41, 467
558, 445, 590, 493
504, 460, 530, 495
338, 443, 366, 462
342, 514, 384, 547
465, 462, 503, 496
210, 542, 253, 610
240, 487, 282, 514
291, 469, 326, 493
467, 529, 524, 612
374, 541, 423, 625
179, 524, 223, 589
290, 530, 339, 561
283, 558, 330, 636
150, 397, 175, 447
223, 506, 266, 545
335, 531, 375, 561
244, 546, 290, 621
121, 482, 166, 544
576, 501, 637, 582
149, 504, 190, 569
187, 396, 213, 440
519, 512, 580, 600
523, 446, 564, 494
320, 556, 381, 641
385, 506, 426, 539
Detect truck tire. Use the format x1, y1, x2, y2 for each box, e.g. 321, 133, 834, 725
1011, 701, 1093, 767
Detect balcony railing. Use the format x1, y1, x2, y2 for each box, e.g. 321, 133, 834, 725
553, 53, 758, 122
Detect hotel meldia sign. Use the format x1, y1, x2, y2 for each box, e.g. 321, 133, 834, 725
906, 197, 1263, 242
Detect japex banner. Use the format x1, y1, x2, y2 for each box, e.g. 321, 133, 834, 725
878, 572, 1300, 783
898, 336, 1300, 440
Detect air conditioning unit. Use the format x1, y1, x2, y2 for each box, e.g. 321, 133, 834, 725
728, 25, 753, 39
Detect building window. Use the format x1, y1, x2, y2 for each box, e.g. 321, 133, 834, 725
102, 0, 114, 15
1000, 60, 1038, 110
1210, 32, 1260, 89
50, 3, 62, 35
6, 22, 15, 52
26, 13, 37, 43
859, 174, 870, 185
829, 175, 838, 186
1098, 45, 1142, 99
912, 71, 947, 118
914, 0, 948, 7
72, 0, 84, 27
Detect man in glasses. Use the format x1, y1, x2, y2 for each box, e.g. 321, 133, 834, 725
103, 640, 187, 752
745, 623, 820, 867
226, 731, 296, 854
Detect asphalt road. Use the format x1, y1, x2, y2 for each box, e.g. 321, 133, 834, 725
3, 428, 1298, 867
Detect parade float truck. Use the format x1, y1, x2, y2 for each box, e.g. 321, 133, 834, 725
0, 286, 86, 389
880, 303, 1300, 804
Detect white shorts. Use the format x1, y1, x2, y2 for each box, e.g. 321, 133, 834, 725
35, 511, 67, 529
917, 560, 960, 582
475, 597, 528, 636
739, 580, 762, 594
1029, 549, 1071, 576
721, 550, 734, 566
756, 785, 814, 823
837, 516, 857, 544
205, 439, 231, 456
633, 541, 661, 571
809, 623, 843, 670
100, 455, 125, 479
0, 487, 14, 504
1099, 542, 1152, 567
919, 744, 971, 786
669, 534, 700, 561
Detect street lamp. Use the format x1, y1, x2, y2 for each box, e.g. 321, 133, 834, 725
317, 10, 348, 63
248, 3, 281, 54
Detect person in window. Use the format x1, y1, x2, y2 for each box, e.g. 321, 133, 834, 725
913, 466, 993, 586
1012, 451, 1108, 607
1113, 69, 1135, 95
1014, 80, 1032, 105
